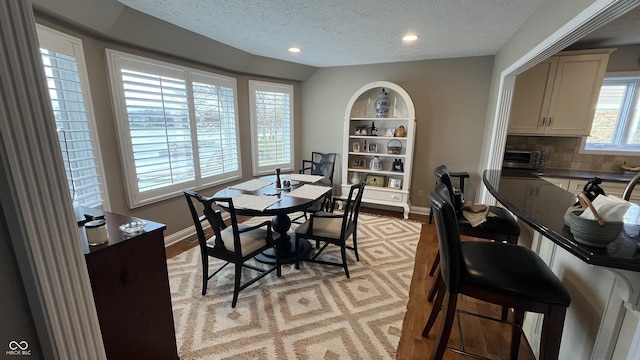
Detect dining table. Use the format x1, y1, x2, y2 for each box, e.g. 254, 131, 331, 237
213, 174, 332, 264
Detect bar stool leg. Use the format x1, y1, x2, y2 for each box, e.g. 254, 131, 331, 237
428, 271, 443, 302
510, 309, 525, 360
422, 277, 447, 337
539, 306, 567, 360
430, 291, 458, 360
429, 251, 440, 276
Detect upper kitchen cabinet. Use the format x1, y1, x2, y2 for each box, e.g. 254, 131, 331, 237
508, 49, 614, 136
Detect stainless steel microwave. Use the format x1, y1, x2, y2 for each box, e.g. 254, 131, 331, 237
502, 150, 542, 169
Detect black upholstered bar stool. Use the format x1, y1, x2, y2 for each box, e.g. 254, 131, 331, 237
424, 184, 570, 360
428, 165, 520, 280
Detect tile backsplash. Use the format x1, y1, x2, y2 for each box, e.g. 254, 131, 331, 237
505, 135, 640, 172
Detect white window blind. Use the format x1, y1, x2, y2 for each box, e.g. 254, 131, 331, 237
249, 80, 294, 175
37, 25, 107, 209
107, 50, 241, 207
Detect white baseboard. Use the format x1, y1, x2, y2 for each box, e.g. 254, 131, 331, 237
411, 205, 430, 216
164, 212, 228, 247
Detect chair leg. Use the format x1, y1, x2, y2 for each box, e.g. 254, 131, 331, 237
511, 309, 525, 360
231, 263, 242, 308
428, 269, 443, 302
275, 243, 282, 277
294, 235, 301, 270
429, 251, 440, 277
538, 305, 567, 360
423, 276, 447, 337
341, 244, 350, 278
201, 254, 208, 295
429, 207, 433, 224
507, 233, 519, 245
352, 232, 359, 261
502, 306, 510, 321
430, 291, 458, 360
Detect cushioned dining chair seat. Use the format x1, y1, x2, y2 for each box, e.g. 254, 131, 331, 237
462, 241, 571, 306
458, 205, 521, 236
209, 225, 282, 256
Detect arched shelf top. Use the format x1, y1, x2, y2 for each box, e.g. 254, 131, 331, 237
344, 81, 415, 120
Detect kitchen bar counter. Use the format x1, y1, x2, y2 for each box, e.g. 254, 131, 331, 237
484, 169, 640, 360
483, 169, 640, 272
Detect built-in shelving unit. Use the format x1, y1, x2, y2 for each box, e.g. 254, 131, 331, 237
341, 81, 416, 219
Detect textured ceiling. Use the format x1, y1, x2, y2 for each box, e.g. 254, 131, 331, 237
118, 0, 545, 67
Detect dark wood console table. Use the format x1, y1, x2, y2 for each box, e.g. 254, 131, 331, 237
82, 211, 179, 360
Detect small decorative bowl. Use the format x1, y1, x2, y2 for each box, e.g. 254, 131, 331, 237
119, 220, 146, 235
564, 209, 623, 247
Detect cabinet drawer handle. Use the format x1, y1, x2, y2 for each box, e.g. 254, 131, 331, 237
540, 117, 546, 127
547, 117, 553, 126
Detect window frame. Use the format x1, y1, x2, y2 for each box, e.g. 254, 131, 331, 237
581, 71, 640, 156
36, 24, 110, 210
106, 49, 242, 207
248, 80, 295, 176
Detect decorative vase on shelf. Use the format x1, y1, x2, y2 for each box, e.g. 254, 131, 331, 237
374, 88, 390, 117
350, 171, 361, 184
369, 156, 383, 170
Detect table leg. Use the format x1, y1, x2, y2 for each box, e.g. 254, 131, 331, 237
255, 213, 311, 264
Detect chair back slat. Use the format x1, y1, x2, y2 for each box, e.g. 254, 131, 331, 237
183, 190, 243, 257
430, 183, 463, 294
310, 152, 337, 184
184, 190, 224, 249
341, 181, 366, 238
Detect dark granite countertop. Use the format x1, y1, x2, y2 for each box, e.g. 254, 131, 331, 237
484, 169, 640, 272
536, 168, 636, 183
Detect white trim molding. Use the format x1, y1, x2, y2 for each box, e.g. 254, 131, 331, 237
0, 1, 105, 358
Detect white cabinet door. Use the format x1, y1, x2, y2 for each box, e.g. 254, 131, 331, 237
508, 58, 557, 134
546, 53, 610, 136
540, 176, 570, 191
508, 50, 612, 136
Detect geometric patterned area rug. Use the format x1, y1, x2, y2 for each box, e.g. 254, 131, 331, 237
167, 213, 422, 359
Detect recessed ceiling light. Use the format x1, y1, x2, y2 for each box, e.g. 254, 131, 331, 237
402, 34, 419, 42
288, 47, 301, 53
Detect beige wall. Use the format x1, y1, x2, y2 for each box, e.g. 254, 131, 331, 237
36, 17, 304, 235
301, 58, 494, 208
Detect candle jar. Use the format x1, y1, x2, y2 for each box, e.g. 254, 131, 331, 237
85, 220, 108, 245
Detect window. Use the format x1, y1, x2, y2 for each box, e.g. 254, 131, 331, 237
584, 73, 640, 154
36, 25, 108, 209
249, 81, 294, 175
106, 50, 241, 207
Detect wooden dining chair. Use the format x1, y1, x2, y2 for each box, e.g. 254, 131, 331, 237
424, 184, 570, 360
184, 190, 282, 308
297, 152, 337, 216
294, 181, 365, 278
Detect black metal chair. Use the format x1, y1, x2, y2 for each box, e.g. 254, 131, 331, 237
294, 181, 365, 278
184, 190, 282, 308
424, 184, 570, 360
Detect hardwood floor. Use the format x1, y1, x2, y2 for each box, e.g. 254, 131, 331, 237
165, 208, 536, 360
